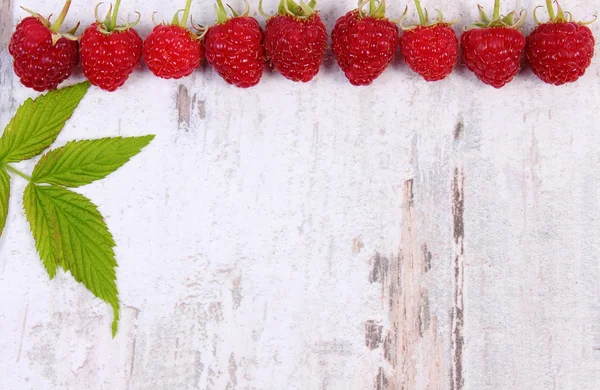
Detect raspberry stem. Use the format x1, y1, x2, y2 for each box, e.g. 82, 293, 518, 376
493, 0, 500, 20
108, 0, 122, 31
5, 165, 32, 182
215, 0, 229, 23
413, 0, 427, 25
546, 0, 556, 20
181, 0, 193, 27
50, 0, 72, 32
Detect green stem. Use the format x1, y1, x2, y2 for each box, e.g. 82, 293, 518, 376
215, 0, 229, 24
180, 0, 193, 27
109, 0, 122, 31
492, 0, 500, 20
50, 0, 72, 32
5, 165, 32, 182
414, 0, 427, 25
546, 0, 556, 20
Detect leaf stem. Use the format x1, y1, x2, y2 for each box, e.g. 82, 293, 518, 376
5, 165, 32, 182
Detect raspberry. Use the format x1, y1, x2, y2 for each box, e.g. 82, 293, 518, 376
261, 0, 327, 82
8, 1, 79, 92
205, 1, 265, 88
143, 0, 204, 79
526, 2, 596, 85
399, 1, 459, 82
80, 2, 143, 91
332, 0, 399, 86
461, 1, 526, 88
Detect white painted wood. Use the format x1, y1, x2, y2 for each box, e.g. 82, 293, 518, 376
1, 1, 599, 389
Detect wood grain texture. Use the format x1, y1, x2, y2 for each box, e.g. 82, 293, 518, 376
1, 1, 599, 389
0, 0, 14, 119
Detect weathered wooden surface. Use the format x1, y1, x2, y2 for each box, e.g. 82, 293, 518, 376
1, 1, 599, 389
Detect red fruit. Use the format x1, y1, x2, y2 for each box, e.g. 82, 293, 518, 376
143, 0, 204, 79
8, 1, 79, 92
461, 1, 526, 88
205, 1, 265, 88
462, 28, 525, 88
399, 1, 458, 81
261, 0, 327, 82
80, 2, 143, 91
332, 0, 399, 86
526, 1, 596, 85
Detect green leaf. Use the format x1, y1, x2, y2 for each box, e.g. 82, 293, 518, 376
0, 169, 9, 237
0, 82, 90, 164
23, 183, 60, 278
23, 184, 120, 336
32, 136, 155, 187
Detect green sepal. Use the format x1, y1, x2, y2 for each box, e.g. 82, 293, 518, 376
372, 0, 386, 19
534, 1, 596, 25
478, 5, 491, 25
502, 12, 514, 25
172, 9, 183, 25
102, 3, 114, 29
279, 0, 298, 15
21, 1, 79, 45
358, 0, 387, 19
215, 0, 230, 24
213, 0, 249, 24
399, 1, 459, 30
468, 1, 526, 29
95, 0, 140, 34
297, 1, 314, 17
555, 2, 566, 21
283, 0, 316, 18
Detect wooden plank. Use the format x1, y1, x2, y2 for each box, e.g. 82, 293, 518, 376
0, 0, 14, 117
0, 1, 599, 389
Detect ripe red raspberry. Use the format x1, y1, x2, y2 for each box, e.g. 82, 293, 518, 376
526, 1, 596, 85
260, 0, 327, 82
143, 0, 204, 79
80, 2, 143, 91
332, 0, 399, 86
399, 1, 458, 82
8, 1, 79, 92
461, 1, 526, 88
205, 1, 265, 88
